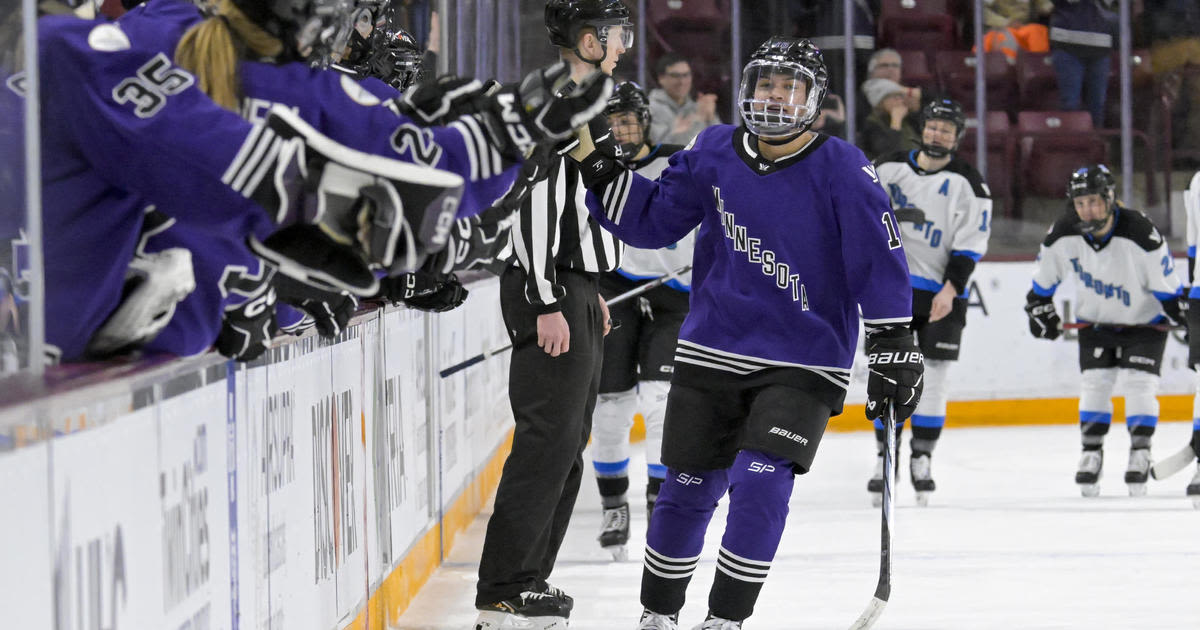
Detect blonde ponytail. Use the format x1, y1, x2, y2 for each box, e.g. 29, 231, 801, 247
175, 0, 284, 111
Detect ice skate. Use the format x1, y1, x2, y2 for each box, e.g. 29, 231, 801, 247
1124, 448, 1151, 496
690, 614, 742, 629
474, 591, 571, 630
1187, 462, 1200, 509
867, 453, 884, 507
910, 452, 936, 506
636, 609, 679, 630
1076, 449, 1103, 497
599, 503, 630, 561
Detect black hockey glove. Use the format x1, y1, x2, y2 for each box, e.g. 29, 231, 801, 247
215, 287, 278, 362
865, 329, 924, 422
1161, 295, 1188, 329
273, 273, 359, 338
396, 76, 498, 125
495, 144, 555, 212
379, 272, 469, 313
1024, 291, 1062, 340
477, 61, 614, 161
587, 113, 626, 162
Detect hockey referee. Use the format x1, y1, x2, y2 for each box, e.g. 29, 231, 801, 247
473, 1, 631, 628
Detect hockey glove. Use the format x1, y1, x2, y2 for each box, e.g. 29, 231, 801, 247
477, 61, 614, 161
381, 272, 469, 312
1024, 291, 1062, 340
273, 273, 359, 338
215, 287, 278, 362
587, 113, 626, 162
396, 76, 497, 125
865, 329, 923, 421
1161, 294, 1188, 329
85, 249, 196, 358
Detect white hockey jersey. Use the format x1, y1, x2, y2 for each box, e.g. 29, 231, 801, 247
875, 150, 992, 295
1032, 206, 1182, 325
1184, 171, 1200, 291
616, 144, 696, 291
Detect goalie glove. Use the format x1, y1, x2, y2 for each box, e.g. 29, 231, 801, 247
865, 328, 924, 422
476, 61, 614, 161
215, 286, 278, 362
1024, 291, 1062, 340
273, 273, 359, 338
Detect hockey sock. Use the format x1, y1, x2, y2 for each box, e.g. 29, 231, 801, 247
596, 473, 630, 509
911, 419, 943, 456
646, 474, 665, 513
1124, 370, 1160, 449
1080, 368, 1116, 450
641, 466, 730, 616
873, 418, 907, 448
708, 450, 795, 622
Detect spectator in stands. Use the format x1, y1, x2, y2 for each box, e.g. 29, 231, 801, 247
1048, 0, 1117, 127
1144, 0, 1200, 154
861, 49, 923, 114
859, 77, 922, 161
812, 93, 847, 139
982, 0, 1052, 62
648, 53, 721, 145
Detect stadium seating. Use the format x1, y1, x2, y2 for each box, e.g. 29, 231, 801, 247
935, 51, 1017, 119
878, 0, 957, 58
1016, 111, 1107, 203
898, 49, 938, 93
958, 111, 1014, 214
1016, 51, 1061, 112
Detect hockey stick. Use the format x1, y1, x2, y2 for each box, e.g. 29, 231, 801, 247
848, 399, 897, 630
1150, 443, 1198, 480
438, 264, 692, 378
1063, 322, 1184, 332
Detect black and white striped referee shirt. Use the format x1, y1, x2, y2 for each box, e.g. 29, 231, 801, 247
510, 154, 622, 312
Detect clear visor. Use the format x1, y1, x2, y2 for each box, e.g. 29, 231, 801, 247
738, 61, 818, 138
594, 20, 634, 49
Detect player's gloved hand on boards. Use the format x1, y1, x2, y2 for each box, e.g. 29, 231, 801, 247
477, 61, 615, 161
273, 273, 358, 338
396, 76, 498, 125
865, 328, 923, 421
215, 287, 278, 362
379, 272, 469, 313
1024, 291, 1062, 340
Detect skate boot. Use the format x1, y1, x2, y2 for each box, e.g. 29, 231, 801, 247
474, 591, 570, 629
1124, 448, 1151, 496
867, 453, 884, 507
636, 609, 679, 630
538, 582, 573, 615
690, 614, 742, 629
599, 502, 630, 561
1076, 449, 1103, 497
910, 452, 936, 507
1187, 462, 1200, 509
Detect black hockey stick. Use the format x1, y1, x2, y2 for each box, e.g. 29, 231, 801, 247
1150, 443, 1198, 480
849, 399, 896, 630
438, 264, 692, 378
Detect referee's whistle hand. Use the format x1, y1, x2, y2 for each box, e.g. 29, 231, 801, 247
537, 311, 571, 357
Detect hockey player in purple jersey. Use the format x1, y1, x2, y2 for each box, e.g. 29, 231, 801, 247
572, 37, 923, 629
38, 0, 611, 360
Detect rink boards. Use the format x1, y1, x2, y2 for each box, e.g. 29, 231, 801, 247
0, 261, 1194, 630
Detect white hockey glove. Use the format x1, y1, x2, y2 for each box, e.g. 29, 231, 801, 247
85, 248, 196, 358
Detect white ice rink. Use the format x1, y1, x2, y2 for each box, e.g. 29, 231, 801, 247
397, 422, 1199, 629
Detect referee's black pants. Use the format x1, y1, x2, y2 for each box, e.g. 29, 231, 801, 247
476, 266, 605, 607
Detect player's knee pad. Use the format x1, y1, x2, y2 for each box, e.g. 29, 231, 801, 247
647, 467, 730, 559
591, 388, 637, 465
727, 450, 795, 517
913, 359, 951, 418
1079, 368, 1118, 415
657, 467, 730, 511
1122, 369, 1160, 442
639, 380, 670, 468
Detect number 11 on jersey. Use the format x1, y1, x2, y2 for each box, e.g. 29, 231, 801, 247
881, 212, 902, 250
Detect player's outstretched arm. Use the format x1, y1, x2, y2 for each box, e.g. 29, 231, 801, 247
569, 123, 705, 249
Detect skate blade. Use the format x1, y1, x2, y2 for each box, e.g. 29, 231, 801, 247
603, 544, 629, 562
1127, 483, 1147, 497
915, 491, 931, 507
869, 492, 882, 508
473, 611, 569, 630
1079, 483, 1100, 498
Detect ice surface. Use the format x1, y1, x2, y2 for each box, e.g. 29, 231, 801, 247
397, 422, 1199, 629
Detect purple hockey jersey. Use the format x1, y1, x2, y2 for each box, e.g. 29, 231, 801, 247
586, 125, 912, 388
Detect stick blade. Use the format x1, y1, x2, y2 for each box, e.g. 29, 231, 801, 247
1150, 444, 1197, 480
847, 597, 887, 630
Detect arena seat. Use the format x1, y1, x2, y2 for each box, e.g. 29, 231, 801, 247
1016, 51, 1061, 112
1016, 111, 1108, 202
935, 51, 1016, 119
957, 111, 1014, 215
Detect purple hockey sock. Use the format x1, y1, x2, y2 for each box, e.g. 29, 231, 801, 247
709, 449, 795, 621
640, 467, 730, 615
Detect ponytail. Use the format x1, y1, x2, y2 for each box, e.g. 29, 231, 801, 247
175, 0, 283, 111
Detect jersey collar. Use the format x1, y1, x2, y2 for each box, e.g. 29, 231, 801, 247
732, 127, 827, 176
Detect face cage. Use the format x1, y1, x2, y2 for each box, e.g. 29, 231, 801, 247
739, 60, 822, 139
606, 111, 647, 159
921, 118, 963, 157
292, 0, 357, 62
1071, 192, 1115, 234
